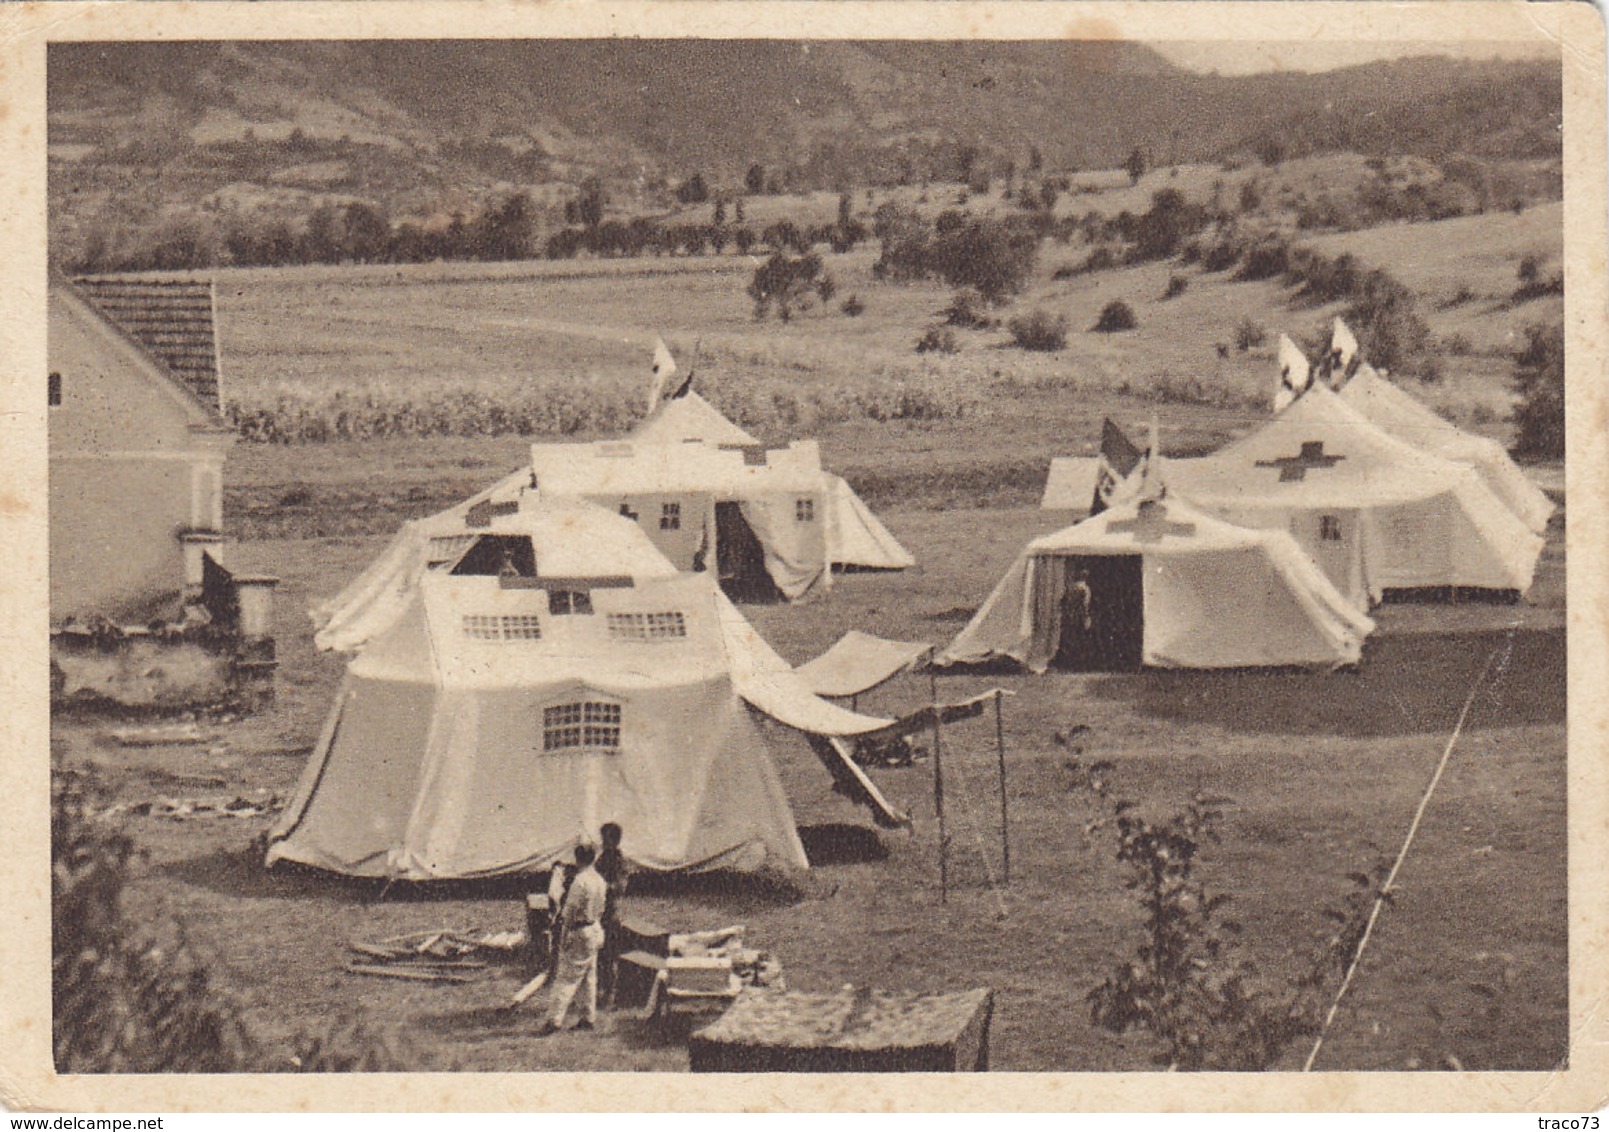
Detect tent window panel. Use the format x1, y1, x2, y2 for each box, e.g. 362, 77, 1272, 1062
796, 498, 815, 522
660, 502, 682, 530
1319, 514, 1343, 541
606, 611, 687, 641
462, 614, 543, 640
548, 589, 593, 615
48, 372, 62, 408
543, 701, 622, 753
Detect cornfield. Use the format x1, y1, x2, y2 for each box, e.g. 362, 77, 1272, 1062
226, 367, 983, 443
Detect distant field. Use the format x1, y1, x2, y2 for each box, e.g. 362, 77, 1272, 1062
203, 193, 1562, 522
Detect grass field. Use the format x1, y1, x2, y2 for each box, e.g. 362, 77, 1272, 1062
54, 185, 1569, 1073
52, 495, 1567, 1072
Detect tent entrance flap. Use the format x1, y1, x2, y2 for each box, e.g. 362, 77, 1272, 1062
716, 500, 782, 602
1054, 555, 1144, 672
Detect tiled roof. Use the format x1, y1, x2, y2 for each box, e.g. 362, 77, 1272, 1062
73, 277, 223, 414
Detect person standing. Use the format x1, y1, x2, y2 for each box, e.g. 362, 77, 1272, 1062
539, 842, 608, 1035
596, 822, 631, 1006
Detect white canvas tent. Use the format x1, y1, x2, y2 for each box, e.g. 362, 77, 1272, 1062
1165, 384, 1544, 608
269, 561, 901, 880
530, 438, 833, 600
631, 392, 913, 573
935, 493, 1373, 671
1337, 363, 1555, 534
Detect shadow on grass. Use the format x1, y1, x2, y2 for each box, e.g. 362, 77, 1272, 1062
162, 842, 830, 912
1084, 625, 1564, 738
799, 822, 889, 866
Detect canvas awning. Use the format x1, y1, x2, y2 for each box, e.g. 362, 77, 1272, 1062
796, 631, 932, 699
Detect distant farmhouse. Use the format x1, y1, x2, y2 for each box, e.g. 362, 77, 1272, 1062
48, 273, 234, 623
49, 272, 276, 709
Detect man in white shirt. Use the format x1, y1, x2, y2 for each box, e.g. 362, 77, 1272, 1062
539, 841, 609, 1035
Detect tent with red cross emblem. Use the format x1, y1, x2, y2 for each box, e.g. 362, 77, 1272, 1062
935, 493, 1374, 672
1165, 384, 1544, 608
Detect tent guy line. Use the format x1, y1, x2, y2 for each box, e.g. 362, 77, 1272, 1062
1303, 640, 1507, 1072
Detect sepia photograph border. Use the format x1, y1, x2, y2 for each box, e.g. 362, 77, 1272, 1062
2, 0, 1605, 1113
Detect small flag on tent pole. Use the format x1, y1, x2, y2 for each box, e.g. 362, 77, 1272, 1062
1090, 417, 1145, 517
1273, 334, 1312, 414
1327, 318, 1361, 388
646, 336, 677, 412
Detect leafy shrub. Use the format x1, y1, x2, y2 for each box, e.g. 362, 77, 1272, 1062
1444, 332, 1474, 356
1162, 273, 1189, 301
915, 325, 960, 355
1093, 300, 1137, 333
1067, 757, 1388, 1071
1511, 322, 1565, 458
1234, 317, 1268, 352
1007, 310, 1069, 352
942, 288, 994, 329
840, 294, 865, 317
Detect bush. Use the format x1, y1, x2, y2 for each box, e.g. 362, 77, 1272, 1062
1233, 237, 1291, 282
1201, 237, 1242, 274
1340, 269, 1431, 374
1080, 246, 1119, 274
1007, 310, 1069, 351
1093, 300, 1137, 333
1162, 273, 1189, 301
840, 294, 865, 317
1511, 323, 1565, 458
1067, 758, 1388, 1071
52, 769, 421, 1072
942, 288, 994, 329
915, 325, 960, 355
1234, 317, 1267, 352
749, 251, 828, 321
1444, 332, 1474, 356
1513, 254, 1564, 302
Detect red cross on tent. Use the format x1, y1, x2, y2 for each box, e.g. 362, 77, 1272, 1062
1106, 499, 1197, 544
1254, 440, 1346, 482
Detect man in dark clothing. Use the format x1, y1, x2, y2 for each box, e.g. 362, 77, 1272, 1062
596, 822, 631, 1006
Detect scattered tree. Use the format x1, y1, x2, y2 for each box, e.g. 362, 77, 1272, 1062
1511, 322, 1565, 458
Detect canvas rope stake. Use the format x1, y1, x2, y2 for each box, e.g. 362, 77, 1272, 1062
1302, 643, 1504, 1072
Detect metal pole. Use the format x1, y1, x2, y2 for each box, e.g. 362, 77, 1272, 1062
930, 668, 947, 904
994, 690, 1010, 885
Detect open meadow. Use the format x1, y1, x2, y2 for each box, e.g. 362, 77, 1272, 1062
52, 175, 1568, 1073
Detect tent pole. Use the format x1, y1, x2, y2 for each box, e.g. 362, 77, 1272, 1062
995, 689, 1009, 885
930, 667, 947, 905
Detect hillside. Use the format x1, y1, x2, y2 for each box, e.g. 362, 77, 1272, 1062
49, 40, 1561, 232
